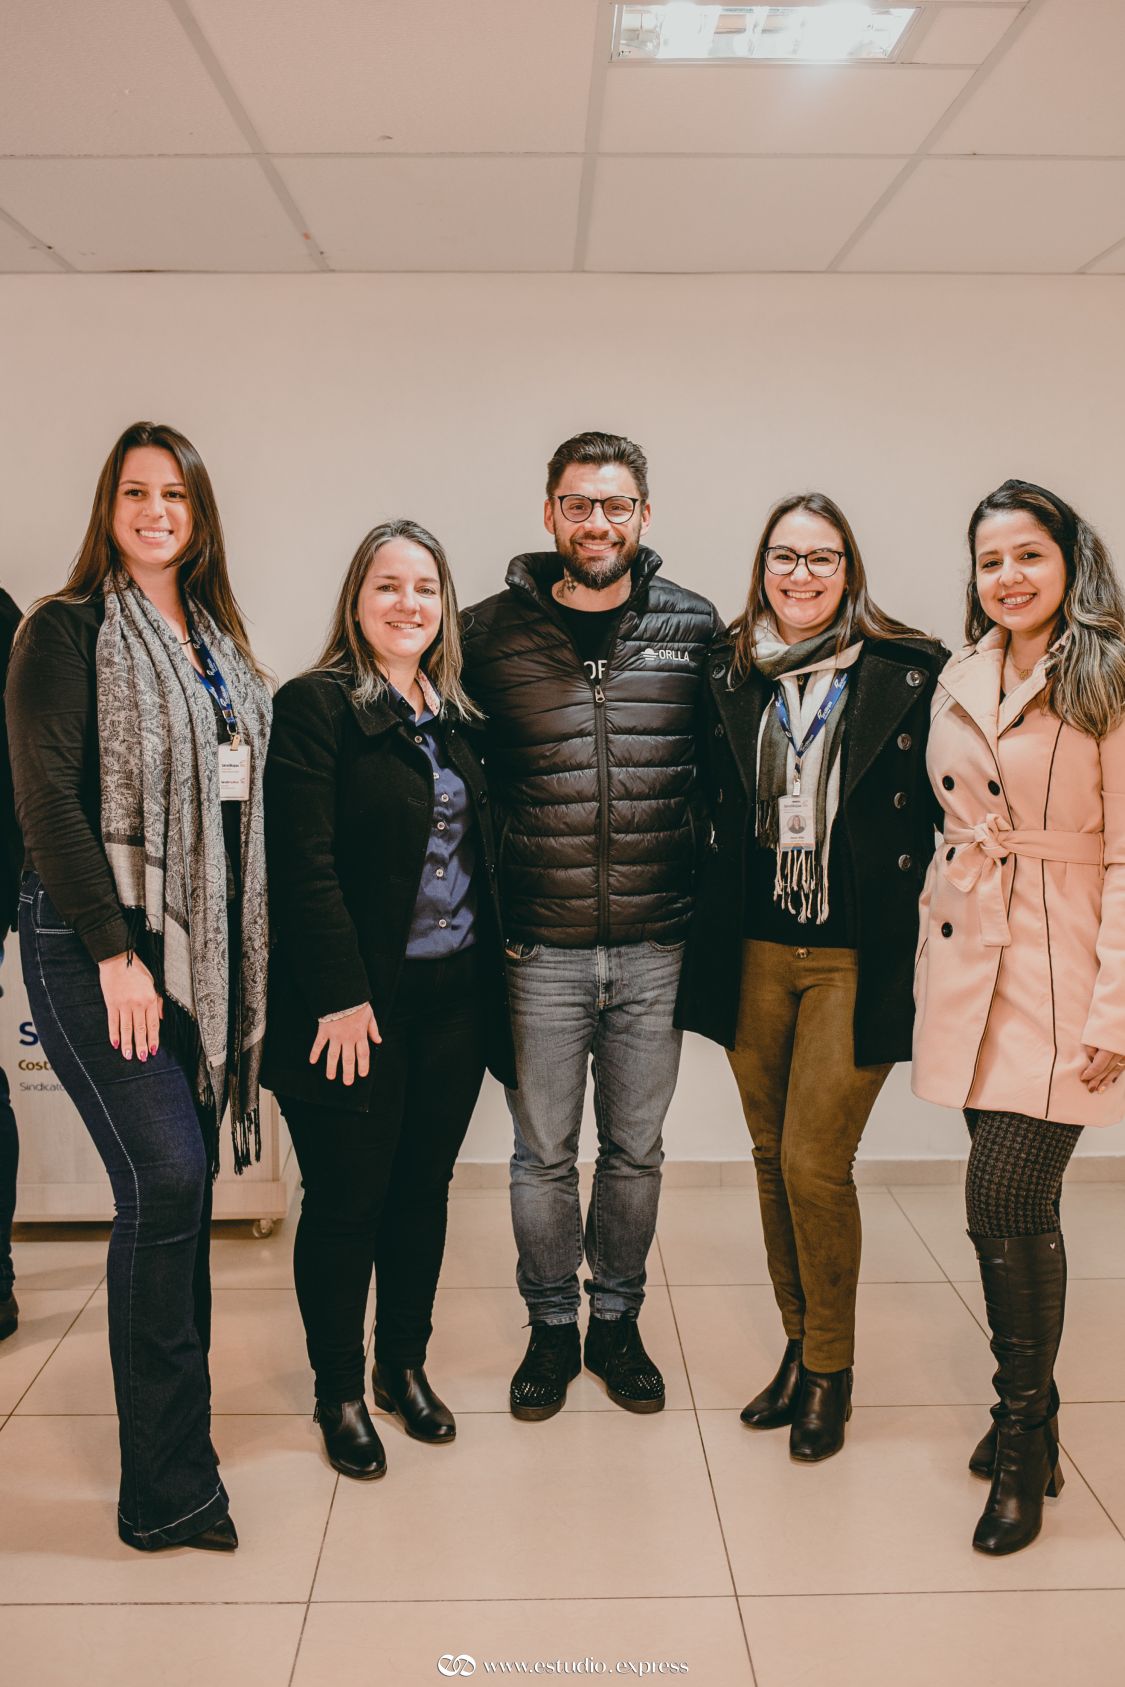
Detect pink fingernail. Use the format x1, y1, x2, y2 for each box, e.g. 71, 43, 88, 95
150, 1043, 158, 1055
123, 1049, 132, 1060
111, 1039, 120, 1049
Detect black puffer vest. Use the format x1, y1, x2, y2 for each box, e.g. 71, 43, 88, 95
461, 548, 719, 947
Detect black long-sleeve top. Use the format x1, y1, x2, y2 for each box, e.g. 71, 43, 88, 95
6, 595, 239, 965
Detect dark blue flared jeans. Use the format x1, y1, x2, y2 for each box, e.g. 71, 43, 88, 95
19, 872, 228, 1549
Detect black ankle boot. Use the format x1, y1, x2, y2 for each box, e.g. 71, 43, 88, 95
315, 1398, 387, 1480
970, 1231, 1066, 1555
510, 1322, 581, 1421
741, 1338, 803, 1429
789, 1366, 852, 1462
0, 1290, 17, 1341
584, 1313, 665, 1414
372, 1363, 456, 1443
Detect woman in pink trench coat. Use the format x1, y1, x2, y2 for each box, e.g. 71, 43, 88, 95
914, 479, 1125, 1558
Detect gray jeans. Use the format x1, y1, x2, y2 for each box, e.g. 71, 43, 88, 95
504, 939, 685, 1324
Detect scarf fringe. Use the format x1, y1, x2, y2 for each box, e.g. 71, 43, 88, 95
772, 840, 830, 924
230, 1102, 260, 1176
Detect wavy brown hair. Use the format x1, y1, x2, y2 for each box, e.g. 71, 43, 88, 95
310, 518, 481, 720
27, 420, 259, 669
728, 492, 919, 683
966, 479, 1125, 738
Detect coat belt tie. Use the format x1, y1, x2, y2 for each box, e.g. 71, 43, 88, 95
944, 814, 1103, 947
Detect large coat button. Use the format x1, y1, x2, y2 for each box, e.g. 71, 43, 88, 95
898, 854, 913, 871
988, 779, 1001, 796
907, 669, 924, 687
897, 732, 912, 750
941, 921, 953, 938
942, 775, 955, 790
893, 791, 908, 809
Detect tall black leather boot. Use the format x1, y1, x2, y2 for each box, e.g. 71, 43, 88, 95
970, 1232, 1066, 1555
970, 1234, 1066, 1478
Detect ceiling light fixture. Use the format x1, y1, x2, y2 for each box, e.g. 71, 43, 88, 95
612, 4, 920, 64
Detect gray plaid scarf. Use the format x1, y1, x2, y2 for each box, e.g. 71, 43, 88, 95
752, 616, 862, 923
96, 574, 271, 1170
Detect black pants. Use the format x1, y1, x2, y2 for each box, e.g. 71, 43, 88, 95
278, 946, 488, 1404
0, 1058, 16, 1299
21, 874, 226, 1549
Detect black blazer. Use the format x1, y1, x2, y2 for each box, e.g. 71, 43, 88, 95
675, 635, 948, 1067
262, 671, 515, 1109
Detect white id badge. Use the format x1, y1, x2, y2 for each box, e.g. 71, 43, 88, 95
218, 742, 251, 802
777, 794, 816, 851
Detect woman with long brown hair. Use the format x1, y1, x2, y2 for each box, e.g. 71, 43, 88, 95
263, 520, 513, 1479
7, 421, 271, 1549
914, 479, 1125, 1554
677, 492, 946, 1461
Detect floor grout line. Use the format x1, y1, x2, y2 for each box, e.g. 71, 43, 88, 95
660, 1240, 760, 1686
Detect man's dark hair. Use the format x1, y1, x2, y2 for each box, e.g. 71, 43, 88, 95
545, 431, 649, 505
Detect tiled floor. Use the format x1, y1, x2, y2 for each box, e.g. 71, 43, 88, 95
3, 1182, 1125, 1686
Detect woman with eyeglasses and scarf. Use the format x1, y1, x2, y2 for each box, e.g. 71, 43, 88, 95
677, 492, 946, 1462
7, 422, 271, 1551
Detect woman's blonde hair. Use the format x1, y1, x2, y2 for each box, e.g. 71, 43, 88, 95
311, 518, 481, 719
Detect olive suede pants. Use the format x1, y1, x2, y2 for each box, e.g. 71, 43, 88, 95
726, 941, 891, 1373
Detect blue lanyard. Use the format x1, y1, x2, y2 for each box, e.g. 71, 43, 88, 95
188, 619, 240, 747
773, 671, 848, 791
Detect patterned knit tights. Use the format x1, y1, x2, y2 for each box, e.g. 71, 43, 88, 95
964, 1109, 1083, 1236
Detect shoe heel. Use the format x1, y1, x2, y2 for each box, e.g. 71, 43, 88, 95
1046, 1460, 1064, 1498
371, 1385, 394, 1414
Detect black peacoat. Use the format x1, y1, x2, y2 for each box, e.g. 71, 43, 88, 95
675, 634, 948, 1067
262, 670, 515, 1110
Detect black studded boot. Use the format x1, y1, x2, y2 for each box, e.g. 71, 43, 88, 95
970, 1232, 1066, 1555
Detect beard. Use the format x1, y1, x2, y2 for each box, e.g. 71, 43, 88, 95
555, 527, 639, 591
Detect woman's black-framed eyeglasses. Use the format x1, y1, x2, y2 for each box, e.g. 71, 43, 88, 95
764, 546, 846, 578
554, 494, 641, 525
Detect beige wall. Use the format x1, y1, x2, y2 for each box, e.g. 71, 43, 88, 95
3, 271, 1124, 1162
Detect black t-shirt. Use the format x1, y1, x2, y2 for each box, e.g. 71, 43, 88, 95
554, 600, 624, 687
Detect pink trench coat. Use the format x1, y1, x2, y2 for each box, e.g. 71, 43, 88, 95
912, 627, 1125, 1128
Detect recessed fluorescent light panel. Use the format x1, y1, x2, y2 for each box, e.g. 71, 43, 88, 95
612, 4, 920, 64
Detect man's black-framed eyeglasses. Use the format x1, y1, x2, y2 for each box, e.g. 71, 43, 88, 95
554, 494, 641, 525
764, 546, 846, 578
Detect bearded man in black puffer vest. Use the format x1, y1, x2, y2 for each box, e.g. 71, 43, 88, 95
462, 432, 720, 1421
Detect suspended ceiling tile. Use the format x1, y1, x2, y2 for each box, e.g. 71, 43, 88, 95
189, 0, 598, 153
939, 0, 1125, 155
0, 0, 249, 156
911, 5, 1023, 65
585, 156, 904, 271
839, 158, 1125, 272
0, 159, 312, 272
599, 64, 970, 155
0, 215, 58, 272
275, 156, 582, 270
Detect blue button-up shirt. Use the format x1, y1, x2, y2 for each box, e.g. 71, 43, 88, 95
390, 681, 479, 959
